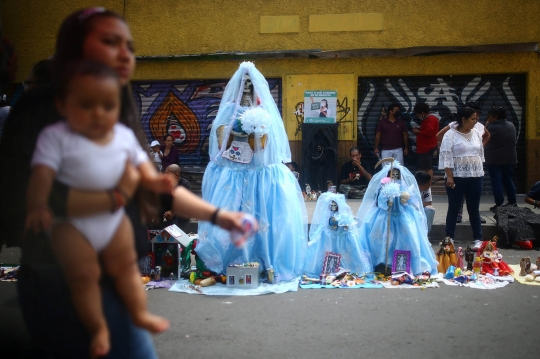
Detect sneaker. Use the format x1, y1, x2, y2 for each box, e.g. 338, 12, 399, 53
490, 204, 502, 212
456, 214, 462, 224
480, 218, 486, 224
503, 202, 517, 207
473, 239, 482, 249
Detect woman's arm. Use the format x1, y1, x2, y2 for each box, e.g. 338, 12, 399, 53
482, 126, 491, 146
64, 161, 140, 217
444, 168, 455, 188
172, 186, 246, 232
436, 125, 451, 142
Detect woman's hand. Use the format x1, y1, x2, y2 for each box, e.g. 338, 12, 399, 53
446, 178, 455, 189
216, 210, 259, 233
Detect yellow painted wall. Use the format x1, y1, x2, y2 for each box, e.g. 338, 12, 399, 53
284, 74, 356, 141
2, 0, 540, 81
1, 0, 540, 186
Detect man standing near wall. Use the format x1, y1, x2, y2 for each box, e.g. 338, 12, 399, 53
373, 103, 409, 165
412, 103, 440, 182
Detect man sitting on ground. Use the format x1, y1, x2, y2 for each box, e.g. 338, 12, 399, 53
339, 147, 372, 199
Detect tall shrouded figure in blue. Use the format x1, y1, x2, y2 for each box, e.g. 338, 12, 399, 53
195, 62, 307, 283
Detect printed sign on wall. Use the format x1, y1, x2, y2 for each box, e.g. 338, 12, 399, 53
304, 90, 337, 123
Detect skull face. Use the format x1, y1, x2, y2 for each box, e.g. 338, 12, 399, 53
329, 200, 338, 213
229, 146, 243, 160
243, 74, 252, 92
391, 168, 400, 180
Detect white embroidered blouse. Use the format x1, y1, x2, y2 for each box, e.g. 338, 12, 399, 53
438, 128, 484, 177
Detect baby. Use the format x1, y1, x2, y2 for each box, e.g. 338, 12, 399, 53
25, 60, 171, 358
150, 140, 163, 171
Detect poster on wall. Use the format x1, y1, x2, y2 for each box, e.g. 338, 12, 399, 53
304, 90, 337, 123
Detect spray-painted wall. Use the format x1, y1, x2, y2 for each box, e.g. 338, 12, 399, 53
357, 74, 526, 191
132, 79, 282, 165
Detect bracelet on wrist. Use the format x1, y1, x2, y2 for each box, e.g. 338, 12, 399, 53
115, 186, 130, 203
210, 208, 220, 225
108, 189, 125, 213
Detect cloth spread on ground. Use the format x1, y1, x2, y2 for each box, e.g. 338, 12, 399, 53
442, 274, 513, 289
168, 278, 299, 295
299, 282, 383, 289
509, 264, 540, 286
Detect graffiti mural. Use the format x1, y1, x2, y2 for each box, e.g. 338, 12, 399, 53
357, 74, 526, 191
132, 79, 282, 166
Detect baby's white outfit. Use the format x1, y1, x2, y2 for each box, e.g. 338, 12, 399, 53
31, 122, 148, 251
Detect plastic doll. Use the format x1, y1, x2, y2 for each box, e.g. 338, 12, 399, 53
477, 240, 513, 276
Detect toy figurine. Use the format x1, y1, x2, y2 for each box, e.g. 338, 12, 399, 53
436, 237, 457, 274
477, 240, 513, 276
457, 247, 464, 270
465, 246, 475, 271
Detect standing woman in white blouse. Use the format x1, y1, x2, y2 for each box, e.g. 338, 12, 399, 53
439, 107, 484, 246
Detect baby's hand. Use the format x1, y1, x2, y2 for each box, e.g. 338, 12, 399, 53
25, 206, 53, 234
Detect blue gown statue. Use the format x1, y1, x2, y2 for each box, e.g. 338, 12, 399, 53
356, 161, 438, 275
303, 192, 372, 277
195, 62, 308, 283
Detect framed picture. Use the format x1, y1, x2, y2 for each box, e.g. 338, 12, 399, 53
138, 252, 155, 275
228, 275, 235, 285
392, 250, 411, 273
245, 274, 252, 285
321, 252, 341, 274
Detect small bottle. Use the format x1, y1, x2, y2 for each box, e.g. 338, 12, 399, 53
473, 257, 482, 274
154, 266, 162, 282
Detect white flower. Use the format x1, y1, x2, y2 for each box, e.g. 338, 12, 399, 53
239, 106, 272, 136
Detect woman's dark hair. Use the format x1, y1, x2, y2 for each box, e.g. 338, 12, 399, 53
287, 161, 297, 170
413, 102, 430, 114
164, 134, 174, 142
56, 60, 119, 100
53, 8, 158, 217
456, 107, 476, 129
53, 8, 123, 85
53, 8, 147, 151
487, 107, 507, 120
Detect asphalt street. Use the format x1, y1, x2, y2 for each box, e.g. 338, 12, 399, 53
1, 196, 539, 359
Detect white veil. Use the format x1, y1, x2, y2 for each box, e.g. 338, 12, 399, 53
208, 62, 291, 168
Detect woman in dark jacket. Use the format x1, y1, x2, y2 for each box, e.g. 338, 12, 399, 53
160, 134, 179, 171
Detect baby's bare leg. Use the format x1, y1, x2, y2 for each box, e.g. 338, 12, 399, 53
101, 216, 169, 334
50, 223, 109, 359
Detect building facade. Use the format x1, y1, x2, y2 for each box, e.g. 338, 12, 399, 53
2, 0, 539, 190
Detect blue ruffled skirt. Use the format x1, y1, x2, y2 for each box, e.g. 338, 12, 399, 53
195, 162, 308, 282
303, 227, 373, 277
358, 199, 438, 275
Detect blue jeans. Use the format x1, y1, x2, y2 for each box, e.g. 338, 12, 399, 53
445, 177, 483, 240
488, 164, 516, 205
17, 264, 158, 359
424, 206, 435, 234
